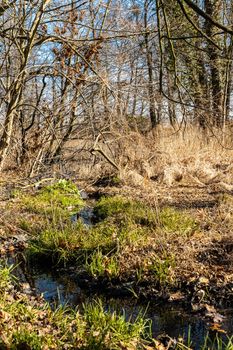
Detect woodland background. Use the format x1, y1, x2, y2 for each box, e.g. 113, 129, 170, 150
0, 0, 233, 182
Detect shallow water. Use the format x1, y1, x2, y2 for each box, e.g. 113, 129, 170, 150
5, 204, 233, 348
7, 255, 233, 349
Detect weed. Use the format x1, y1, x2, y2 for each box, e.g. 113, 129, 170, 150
148, 253, 176, 285
82, 299, 148, 349
159, 207, 198, 236
0, 264, 13, 290
85, 249, 119, 278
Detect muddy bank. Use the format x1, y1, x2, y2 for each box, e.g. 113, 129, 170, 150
5, 251, 233, 349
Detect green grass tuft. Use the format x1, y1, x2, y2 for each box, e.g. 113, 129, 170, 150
94, 196, 158, 228
148, 253, 176, 285
159, 207, 198, 236
82, 299, 148, 349
85, 249, 120, 278
21, 179, 84, 218
12, 330, 43, 350
0, 264, 13, 291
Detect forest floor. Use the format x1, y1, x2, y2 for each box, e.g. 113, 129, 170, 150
87, 179, 233, 306
0, 173, 233, 348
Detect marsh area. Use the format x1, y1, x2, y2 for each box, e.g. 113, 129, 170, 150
0, 177, 233, 349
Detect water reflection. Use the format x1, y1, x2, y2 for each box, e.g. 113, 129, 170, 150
7, 254, 233, 349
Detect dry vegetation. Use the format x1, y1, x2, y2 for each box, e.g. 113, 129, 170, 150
61, 126, 233, 303
1, 0, 233, 347
0, 125, 232, 348
2, 126, 233, 295
64, 125, 233, 191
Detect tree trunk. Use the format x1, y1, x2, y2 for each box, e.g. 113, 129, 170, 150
204, 0, 223, 127
144, 0, 157, 129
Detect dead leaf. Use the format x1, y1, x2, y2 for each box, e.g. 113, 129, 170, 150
209, 323, 227, 334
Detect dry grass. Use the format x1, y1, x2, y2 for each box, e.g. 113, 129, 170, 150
63, 125, 233, 193
61, 125, 233, 305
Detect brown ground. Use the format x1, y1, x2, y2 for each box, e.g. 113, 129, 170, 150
83, 179, 233, 309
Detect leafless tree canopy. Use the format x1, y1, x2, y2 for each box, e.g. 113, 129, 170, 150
0, 0, 232, 175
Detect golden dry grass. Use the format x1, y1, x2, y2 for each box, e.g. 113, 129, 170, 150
64, 125, 233, 194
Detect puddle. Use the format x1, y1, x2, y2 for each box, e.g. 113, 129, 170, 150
71, 207, 95, 226
7, 253, 233, 349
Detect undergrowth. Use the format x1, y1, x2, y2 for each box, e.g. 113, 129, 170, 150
26, 195, 198, 287
0, 263, 149, 349
94, 196, 197, 236
0, 264, 231, 349
21, 179, 84, 218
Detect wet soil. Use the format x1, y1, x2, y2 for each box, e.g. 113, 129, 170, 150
1, 178, 233, 346
5, 251, 233, 350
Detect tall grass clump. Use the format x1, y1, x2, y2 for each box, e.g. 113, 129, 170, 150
94, 196, 158, 228
21, 179, 84, 218
94, 196, 197, 237
27, 220, 117, 266
0, 263, 13, 291
82, 299, 149, 349
85, 249, 120, 278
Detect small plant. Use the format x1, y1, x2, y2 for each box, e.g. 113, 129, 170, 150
85, 249, 119, 278
148, 253, 175, 285
0, 264, 13, 291
82, 299, 148, 349
10, 188, 22, 198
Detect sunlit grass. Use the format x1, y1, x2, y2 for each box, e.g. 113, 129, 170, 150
21, 179, 84, 218
0, 264, 149, 349
85, 249, 120, 278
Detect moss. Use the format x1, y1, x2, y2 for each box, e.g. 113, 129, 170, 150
21, 180, 84, 218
